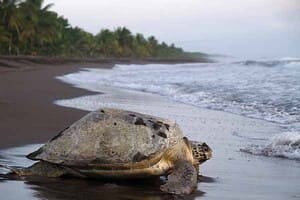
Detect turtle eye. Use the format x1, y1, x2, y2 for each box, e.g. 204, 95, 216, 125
202, 143, 209, 151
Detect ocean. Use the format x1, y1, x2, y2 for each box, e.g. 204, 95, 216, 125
55, 58, 300, 161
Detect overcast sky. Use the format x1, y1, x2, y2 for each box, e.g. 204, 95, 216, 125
46, 0, 300, 58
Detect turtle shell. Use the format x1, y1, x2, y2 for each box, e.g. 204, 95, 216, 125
28, 108, 183, 167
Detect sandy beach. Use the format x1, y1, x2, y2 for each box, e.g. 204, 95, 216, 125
0, 60, 299, 200
0, 61, 100, 149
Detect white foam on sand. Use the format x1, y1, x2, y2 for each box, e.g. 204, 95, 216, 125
242, 132, 300, 160
0, 144, 42, 174
57, 61, 300, 126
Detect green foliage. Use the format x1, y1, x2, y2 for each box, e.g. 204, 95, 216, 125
0, 0, 188, 58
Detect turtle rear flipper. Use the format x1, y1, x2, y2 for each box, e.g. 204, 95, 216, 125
160, 160, 197, 195
0, 163, 33, 179
1, 162, 86, 178
0, 163, 20, 174
0, 162, 65, 177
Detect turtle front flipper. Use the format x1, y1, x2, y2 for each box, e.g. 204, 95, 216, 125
160, 160, 197, 195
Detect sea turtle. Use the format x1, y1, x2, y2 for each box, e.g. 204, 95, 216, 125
1, 108, 212, 195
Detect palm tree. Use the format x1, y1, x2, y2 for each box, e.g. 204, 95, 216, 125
147, 36, 158, 57
0, 1, 187, 58
18, 0, 59, 54
115, 27, 134, 56
0, 24, 10, 53
0, 25, 9, 42
148, 36, 158, 47
132, 33, 150, 57
96, 29, 121, 56
0, 0, 23, 54
115, 27, 132, 46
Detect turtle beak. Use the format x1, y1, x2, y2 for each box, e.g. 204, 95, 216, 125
202, 143, 213, 161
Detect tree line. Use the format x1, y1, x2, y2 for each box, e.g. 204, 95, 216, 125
0, 0, 188, 58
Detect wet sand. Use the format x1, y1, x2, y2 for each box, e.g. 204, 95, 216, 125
0, 62, 102, 149
0, 61, 300, 200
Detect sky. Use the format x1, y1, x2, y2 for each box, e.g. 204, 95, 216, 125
45, 0, 300, 59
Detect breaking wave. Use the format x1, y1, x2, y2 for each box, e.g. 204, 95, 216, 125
235, 58, 300, 68
57, 58, 300, 125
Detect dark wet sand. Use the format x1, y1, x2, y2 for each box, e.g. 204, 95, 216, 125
0, 63, 101, 149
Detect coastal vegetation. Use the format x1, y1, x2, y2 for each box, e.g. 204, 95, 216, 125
0, 0, 195, 59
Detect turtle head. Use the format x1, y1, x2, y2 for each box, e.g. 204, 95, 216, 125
190, 141, 212, 165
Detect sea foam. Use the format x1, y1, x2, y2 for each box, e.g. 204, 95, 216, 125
57, 60, 300, 125
241, 132, 300, 160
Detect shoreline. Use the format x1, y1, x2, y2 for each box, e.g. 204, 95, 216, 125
0, 57, 209, 149
1, 58, 300, 200
0, 63, 96, 149
0, 55, 212, 73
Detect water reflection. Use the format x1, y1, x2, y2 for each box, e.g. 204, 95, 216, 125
1, 175, 204, 200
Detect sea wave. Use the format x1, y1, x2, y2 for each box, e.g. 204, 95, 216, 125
235, 59, 300, 68
241, 132, 300, 160
57, 59, 300, 126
